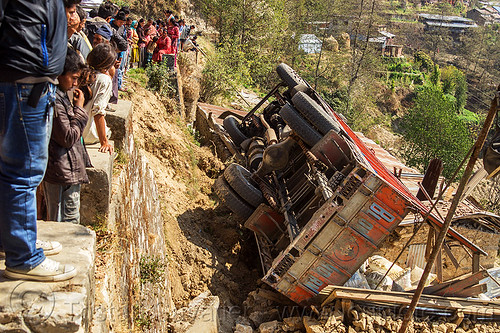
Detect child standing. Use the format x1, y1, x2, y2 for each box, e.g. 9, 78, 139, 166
43, 48, 89, 224
146, 36, 159, 66
83, 43, 117, 154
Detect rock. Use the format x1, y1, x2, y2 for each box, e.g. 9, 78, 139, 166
325, 313, 336, 327
437, 323, 447, 333
372, 315, 385, 327
236, 316, 253, 327
259, 320, 279, 333
303, 316, 324, 333
249, 309, 279, 327
350, 309, 359, 321
170, 291, 220, 333
348, 327, 356, 333
235, 323, 253, 333
352, 317, 367, 331
283, 317, 304, 331
446, 323, 457, 333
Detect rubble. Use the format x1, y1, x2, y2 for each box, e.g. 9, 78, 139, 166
258, 320, 279, 333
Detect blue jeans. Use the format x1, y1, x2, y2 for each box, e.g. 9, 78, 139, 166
0, 82, 55, 269
42, 182, 81, 224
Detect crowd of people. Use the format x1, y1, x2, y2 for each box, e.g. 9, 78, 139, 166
0, 0, 196, 282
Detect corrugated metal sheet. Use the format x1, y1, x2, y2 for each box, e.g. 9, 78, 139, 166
198, 102, 247, 126
298, 34, 322, 54
419, 13, 474, 23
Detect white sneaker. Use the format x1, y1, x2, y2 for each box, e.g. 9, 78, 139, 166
4, 258, 77, 282
0, 239, 62, 259
36, 240, 62, 256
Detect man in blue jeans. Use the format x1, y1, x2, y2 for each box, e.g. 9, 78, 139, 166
0, 0, 80, 281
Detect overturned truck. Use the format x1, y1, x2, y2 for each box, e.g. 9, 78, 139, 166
207, 64, 486, 305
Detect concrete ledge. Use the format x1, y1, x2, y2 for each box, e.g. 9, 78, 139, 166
105, 100, 133, 151
80, 144, 114, 226
0, 221, 96, 333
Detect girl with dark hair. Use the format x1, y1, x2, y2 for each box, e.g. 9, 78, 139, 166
167, 17, 180, 67
82, 43, 117, 154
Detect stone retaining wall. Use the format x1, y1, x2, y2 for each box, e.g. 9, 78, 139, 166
96, 101, 174, 332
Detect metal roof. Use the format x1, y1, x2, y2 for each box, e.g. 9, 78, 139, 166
425, 21, 478, 28
298, 34, 323, 54
379, 30, 396, 38
419, 13, 474, 23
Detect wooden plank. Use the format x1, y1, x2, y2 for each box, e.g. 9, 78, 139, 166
443, 242, 460, 269
435, 270, 488, 297
435, 231, 443, 282
449, 283, 487, 298
451, 310, 464, 326
473, 253, 481, 273
425, 227, 434, 261
341, 299, 352, 323
416, 159, 443, 201
321, 286, 500, 317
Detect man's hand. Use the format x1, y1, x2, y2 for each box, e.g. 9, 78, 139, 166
114, 58, 122, 69
73, 88, 85, 108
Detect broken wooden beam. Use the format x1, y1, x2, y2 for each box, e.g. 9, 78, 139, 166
321, 286, 500, 317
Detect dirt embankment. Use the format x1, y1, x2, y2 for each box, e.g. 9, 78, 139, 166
125, 75, 261, 311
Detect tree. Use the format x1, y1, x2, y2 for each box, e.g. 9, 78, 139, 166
399, 85, 473, 178
441, 65, 468, 112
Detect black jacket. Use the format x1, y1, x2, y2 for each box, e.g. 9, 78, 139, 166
0, 0, 67, 81
44, 89, 89, 185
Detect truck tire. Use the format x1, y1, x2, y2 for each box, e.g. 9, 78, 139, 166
224, 163, 264, 208
280, 103, 322, 147
223, 116, 248, 146
214, 176, 254, 219
292, 91, 340, 135
276, 63, 307, 89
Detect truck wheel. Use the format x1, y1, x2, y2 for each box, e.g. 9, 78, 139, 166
223, 116, 248, 146
224, 163, 264, 208
277, 63, 307, 89
214, 176, 254, 219
292, 91, 340, 135
280, 103, 322, 147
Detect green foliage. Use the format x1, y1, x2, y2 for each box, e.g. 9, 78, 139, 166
127, 68, 148, 88
414, 51, 434, 72
139, 255, 167, 284
200, 41, 252, 103
430, 64, 441, 86
399, 85, 473, 179
458, 108, 480, 124
133, 304, 153, 329
441, 65, 468, 112
145, 62, 177, 97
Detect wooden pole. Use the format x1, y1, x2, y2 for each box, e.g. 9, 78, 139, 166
398, 86, 500, 333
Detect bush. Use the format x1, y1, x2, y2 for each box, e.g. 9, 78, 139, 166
399, 85, 473, 179
414, 51, 434, 72
200, 41, 252, 103
145, 62, 177, 97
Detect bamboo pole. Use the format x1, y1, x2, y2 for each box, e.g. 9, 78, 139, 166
398, 86, 500, 333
